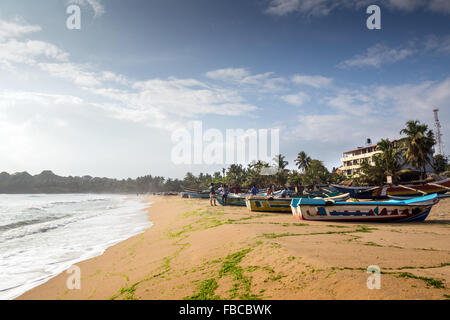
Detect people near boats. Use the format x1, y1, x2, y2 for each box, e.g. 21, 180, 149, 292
232, 186, 238, 194
250, 185, 259, 196
209, 183, 217, 206
266, 185, 273, 197
222, 184, 229, 206
280, 186, 288, 198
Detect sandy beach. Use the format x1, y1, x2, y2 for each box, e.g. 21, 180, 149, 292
18, 196, 450, 300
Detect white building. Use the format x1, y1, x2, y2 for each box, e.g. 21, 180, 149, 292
340, 144, 381, 178
339, 140, 435, 178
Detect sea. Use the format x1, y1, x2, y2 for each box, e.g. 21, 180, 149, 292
0, 194, 152, 300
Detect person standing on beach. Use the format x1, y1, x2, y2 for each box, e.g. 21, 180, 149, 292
250, 185, 259, 196
266, 185, 273, 197
222, 184, 229, 206
280, 186, 288, 198
209, 183, 217, 206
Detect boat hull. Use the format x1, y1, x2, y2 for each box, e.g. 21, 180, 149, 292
217, 196, 246, 206
246, 197, 294, 213
290, 194, 439, 222
332, 178, 450, 199
187, 192, 210, 199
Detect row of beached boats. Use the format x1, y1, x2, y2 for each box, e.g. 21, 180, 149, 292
180, 178, 449, 222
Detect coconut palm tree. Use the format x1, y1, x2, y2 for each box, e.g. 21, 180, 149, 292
273, 154, 289, 187
399, 120, 436, 179
376, 139, 401, 181
274, 154, 289, 171
295, 151, 312, 172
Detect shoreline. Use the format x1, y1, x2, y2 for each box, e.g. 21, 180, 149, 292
4, 195, 152, 300
17, 195, 450, 300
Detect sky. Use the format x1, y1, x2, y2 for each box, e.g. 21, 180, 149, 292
0, 0, 449, 179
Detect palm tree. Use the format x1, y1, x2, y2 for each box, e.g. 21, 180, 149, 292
399, 120, 436, 179
376, 139, 401, 181
273, 154, 289, 187
295, 151, 312, 172
301, 159, 330, 186
274, 154, 289, 171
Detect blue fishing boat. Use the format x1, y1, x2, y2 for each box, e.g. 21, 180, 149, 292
290, 194, 439, 222
187, 192, 210, 199
216, 194, 246, 206
332, 178, 450, 199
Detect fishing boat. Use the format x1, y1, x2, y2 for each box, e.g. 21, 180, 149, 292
290, 194, 439, 222
246, 193, 350, 213
388, 193, 450, 200
187, 192, 210, 199
246, 196, 293, 213
216, 194, 246, 206
332, 178, 450, 199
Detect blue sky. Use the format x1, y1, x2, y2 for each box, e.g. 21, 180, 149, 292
0, 0, 449, 179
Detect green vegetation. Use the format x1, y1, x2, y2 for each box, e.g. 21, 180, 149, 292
395, 272, 445, 289
433, 154, 448, 174
364, 241, 383, 247
261, 225, 377, 239
399, 120, 436, 180
185, 279, 220, 300
186, 247, 261, 300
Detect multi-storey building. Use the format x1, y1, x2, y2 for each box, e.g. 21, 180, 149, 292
340, 140, 435, 178
340, 144, 381, 177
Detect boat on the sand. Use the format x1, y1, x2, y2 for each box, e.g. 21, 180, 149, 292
246, 193, 350, 213
290, 193, 439, 222
332, 178, 450, 199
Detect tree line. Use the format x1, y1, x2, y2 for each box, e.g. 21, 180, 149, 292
0, 120, 446, 194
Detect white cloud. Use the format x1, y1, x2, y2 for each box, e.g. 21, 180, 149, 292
424, 34, 450, 55
281, 92, 310, 106
68, 0, 105, 17
326, 91, 373, 116
291, 74, 333, 88
38, 62, 102, 87
0, 39, 69, 66
291, 77, 450, 144
266, 0, 300, 16
205, 68, 250, 81
338, 43, 415, 68
264, 0, 450, 17
89, 78, 259, 130
205, 67, 286, 91
0, 17, 259, 132
0, 18, 41, 40
428, 0, 450, 13
340, 36, 450, 69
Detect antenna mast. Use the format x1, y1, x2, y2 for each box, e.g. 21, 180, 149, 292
433, 108, 444, 155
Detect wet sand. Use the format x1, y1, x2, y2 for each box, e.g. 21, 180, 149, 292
18, 196, 450, 300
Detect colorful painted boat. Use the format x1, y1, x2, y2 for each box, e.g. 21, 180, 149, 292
216, 194, 246, 206
246, 196, 293, 213
388, 193, 450, 200
187, 192, 210, 199
290, 194, 439, 222
332, 178, 450, 199
246, 193, 350, 213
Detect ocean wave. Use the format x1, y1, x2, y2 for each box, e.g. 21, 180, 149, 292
0, 194, 151, 300
0, 215, 71, 232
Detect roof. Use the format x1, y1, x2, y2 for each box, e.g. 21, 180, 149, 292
343, 144, 378, 154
